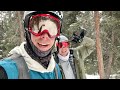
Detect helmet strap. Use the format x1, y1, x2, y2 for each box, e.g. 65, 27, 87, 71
56, 36, 60, 53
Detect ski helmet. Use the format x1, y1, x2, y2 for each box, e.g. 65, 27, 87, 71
59, 35, 68, 42
23, 11, 63, 33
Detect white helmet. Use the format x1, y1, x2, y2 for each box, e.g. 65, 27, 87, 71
59, 35, 68, 42
23, 11, 63, 21
23, 11, 63, 31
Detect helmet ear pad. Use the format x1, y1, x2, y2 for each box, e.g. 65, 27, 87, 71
60, 23, 62, 33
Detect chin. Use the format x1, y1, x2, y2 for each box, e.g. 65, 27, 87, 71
36, 45, 49, 51
39, 46, 52, 52
60, 53, 67, 56
39, 48, 49, 52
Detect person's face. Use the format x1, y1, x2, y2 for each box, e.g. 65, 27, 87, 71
59, 46, 69, 57
31, 19, 57, 52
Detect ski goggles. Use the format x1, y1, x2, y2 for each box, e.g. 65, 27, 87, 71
28, 14, 61, 38
56, 42, 70, 48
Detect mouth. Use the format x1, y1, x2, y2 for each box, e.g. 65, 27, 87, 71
38, 43, 49, 47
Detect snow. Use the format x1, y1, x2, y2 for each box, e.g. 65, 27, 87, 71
0, 55, 2, 58
86, 74, 120, 79
86, 74, 100, 79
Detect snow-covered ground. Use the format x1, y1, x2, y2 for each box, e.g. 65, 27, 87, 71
86, 74, 120, 79
86, 74, 100, 79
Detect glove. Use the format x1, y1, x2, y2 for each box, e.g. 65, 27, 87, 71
71, 28, 87, 43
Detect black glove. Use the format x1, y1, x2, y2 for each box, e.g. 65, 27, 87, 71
71, 28, 87, 43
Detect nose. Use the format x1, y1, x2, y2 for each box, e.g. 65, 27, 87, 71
62, 47, 67, 50
39, 33, 50, 40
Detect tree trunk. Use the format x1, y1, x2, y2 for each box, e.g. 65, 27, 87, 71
105, 30, 114, 79
16, 11, 24, 42
94, 11, 105, 79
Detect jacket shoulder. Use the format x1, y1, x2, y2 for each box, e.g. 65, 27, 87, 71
0, 58, 19, 79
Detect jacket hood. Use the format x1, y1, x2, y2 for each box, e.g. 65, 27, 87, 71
8, 42, 55, 73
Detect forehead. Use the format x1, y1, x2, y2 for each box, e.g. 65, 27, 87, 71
39, 19, 56, 25
32, 19, 58, 30
30, 16, 58, 26
31, 16, 55, 22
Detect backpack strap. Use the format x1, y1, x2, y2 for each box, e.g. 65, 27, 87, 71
69, 49, 77, 79
53, 52, 59, 64
9, 54, 30, 79
58, 64, 65, 79
54, 63, 65, 79
53, 52, 65, 79
54, 64, 59, 79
